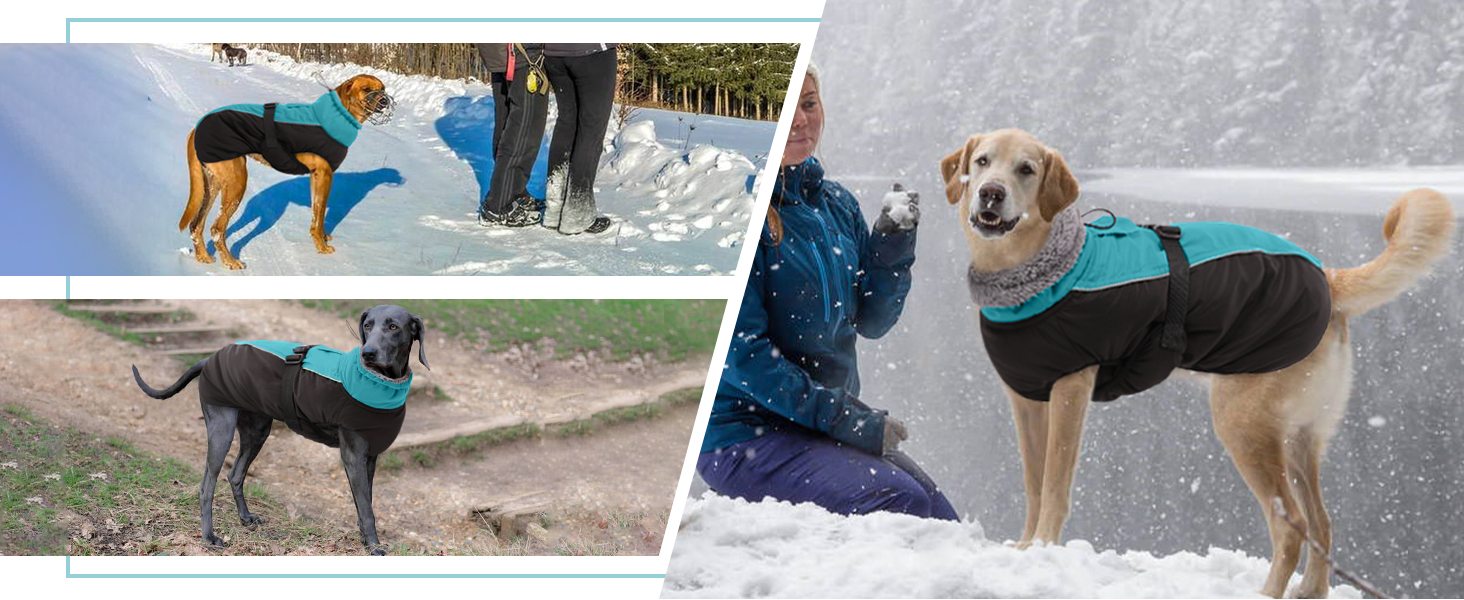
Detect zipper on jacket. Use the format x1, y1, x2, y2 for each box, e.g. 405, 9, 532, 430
808, 240, 833, 323
808, 208, 847, 323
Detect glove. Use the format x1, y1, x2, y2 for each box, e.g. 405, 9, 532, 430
881, 417, 909, 456
874, 183, 920, 234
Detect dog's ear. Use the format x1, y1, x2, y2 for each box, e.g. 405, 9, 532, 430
357, 308, 370, 344
940, 135, 981, 205
409, 312, 429, 371
1037, 147, 1079, 221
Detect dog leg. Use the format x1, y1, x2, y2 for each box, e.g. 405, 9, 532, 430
298, 153, 336, 254
228, 411, 273, 527
1005, 385, 1048, 547
210, 157, 249, 270
1211, 374, 1306, 599
1031, 365, 1096, 544
1287, 428, 1333, 599
199, 401, 240, 547
338, 427, 385, 555
192, 162, 220, 263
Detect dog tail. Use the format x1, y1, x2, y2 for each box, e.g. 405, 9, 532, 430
179, 128, 207, 231
1328, 188, 1455, 317
132, 357, 208, 399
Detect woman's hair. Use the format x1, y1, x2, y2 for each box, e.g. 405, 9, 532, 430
767, 63, 821, 246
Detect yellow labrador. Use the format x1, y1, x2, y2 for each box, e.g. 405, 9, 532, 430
939, 128, 1454, 598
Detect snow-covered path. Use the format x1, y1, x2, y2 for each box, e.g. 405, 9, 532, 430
662, 494, 1362, 599
0, 44, 773, 275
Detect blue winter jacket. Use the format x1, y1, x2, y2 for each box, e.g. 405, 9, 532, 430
702, 158, 918, 455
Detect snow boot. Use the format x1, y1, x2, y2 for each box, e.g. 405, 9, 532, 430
478, 195, 540, 227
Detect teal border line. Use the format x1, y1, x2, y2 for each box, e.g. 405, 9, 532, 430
65, 17, 821, 42
65, 276, 70, 300
65, 557, 665, 579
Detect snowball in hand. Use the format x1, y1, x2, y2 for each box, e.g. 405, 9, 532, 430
880, 183, 921, 230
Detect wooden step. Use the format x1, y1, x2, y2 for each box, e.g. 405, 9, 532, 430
66, 304, 176, 314
126, 324, 228, 334
471, 491, 553, 538
157, 347, 221, 356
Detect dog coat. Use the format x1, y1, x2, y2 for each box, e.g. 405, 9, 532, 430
978, 217, 1331, 403
193, 91, 361, 175
197, 341, 409, 455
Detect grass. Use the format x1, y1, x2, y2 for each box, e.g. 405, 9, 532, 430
381, 386, 702, 469
298, 299, 724, 362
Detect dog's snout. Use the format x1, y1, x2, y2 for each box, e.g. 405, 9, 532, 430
978, 182, 1007, 206
361, 347, 379, 362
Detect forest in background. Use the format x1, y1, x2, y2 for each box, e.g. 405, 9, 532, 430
246, 43, 799, 121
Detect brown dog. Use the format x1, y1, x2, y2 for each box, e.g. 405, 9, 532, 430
180, 75, 392, 270
940, 128, 1454, 598
211, 43, 226, 63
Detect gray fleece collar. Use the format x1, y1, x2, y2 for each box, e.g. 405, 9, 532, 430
967, 205, 1086, 308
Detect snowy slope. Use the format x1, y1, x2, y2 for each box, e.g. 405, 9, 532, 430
0, 44, 773, 275
662, 494, 1362, 599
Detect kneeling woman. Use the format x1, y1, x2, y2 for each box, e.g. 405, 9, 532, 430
698, 65, 957, 520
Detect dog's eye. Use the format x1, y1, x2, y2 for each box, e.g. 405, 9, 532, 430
1019, 164, 1035, 176
975, 156, 989, 167
389, 325, 398, 330
364, 323, 373, 330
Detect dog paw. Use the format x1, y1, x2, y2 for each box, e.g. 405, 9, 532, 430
369, 548, 387, 556
221, 258, 246, 270
316, 244, 336, 255
193, 251, 215, 265
203, 533, 227, 547
240, 514, 264, 527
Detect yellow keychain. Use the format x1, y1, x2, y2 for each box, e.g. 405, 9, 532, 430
515, 43, 549, 95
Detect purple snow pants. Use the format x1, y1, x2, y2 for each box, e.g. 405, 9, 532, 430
697, 426, 959, 520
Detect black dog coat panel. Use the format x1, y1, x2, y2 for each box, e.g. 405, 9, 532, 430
980, 218, 1332, 403
193, 91, 361, 174
197, 342, 408, 455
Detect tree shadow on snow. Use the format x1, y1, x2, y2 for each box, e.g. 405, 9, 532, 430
215, 167, 405, 259
433, 95, 549, 204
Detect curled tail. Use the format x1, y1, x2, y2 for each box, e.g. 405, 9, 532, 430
1329, 188, 1455, 317
179, 128, 207, 231
132, 358, 208, 399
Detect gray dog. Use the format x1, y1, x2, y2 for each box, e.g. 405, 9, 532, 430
131, 304, 428, 555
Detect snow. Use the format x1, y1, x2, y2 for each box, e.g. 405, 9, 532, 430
0, 44, 774, 275
880, 187, 919, 229
663, 494, 1362, 599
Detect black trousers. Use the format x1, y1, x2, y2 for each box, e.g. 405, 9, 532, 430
480, 49, 548, 217
489, 71, 509, 158
543, 49, 617, 232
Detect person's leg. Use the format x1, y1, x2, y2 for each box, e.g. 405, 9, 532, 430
698, 427, 942, 518
557, 49, 618, 234
481, 53, 548, 224
490, 71, 509, 158
542, 55, 578, 229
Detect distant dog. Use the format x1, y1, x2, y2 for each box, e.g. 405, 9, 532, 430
181, 74, 394, 269
211, 43, 226, 63
222, 44, 247, 67
940, 128, 1454, 598
131, 304, 428, 555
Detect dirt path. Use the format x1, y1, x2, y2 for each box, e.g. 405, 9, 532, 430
0, 300, 705, 555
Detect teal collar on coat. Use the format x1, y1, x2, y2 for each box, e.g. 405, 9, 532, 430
237, 341, 410, 409
310, 91, 363, 148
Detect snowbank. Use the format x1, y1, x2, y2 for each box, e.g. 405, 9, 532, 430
662, 494, 1361, 599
